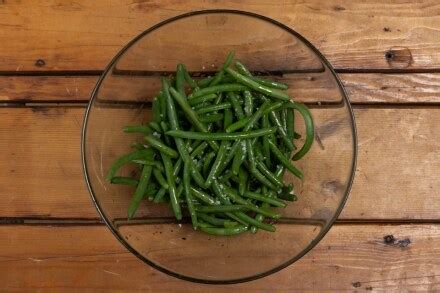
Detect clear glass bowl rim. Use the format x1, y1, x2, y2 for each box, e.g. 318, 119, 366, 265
81, 9, 358, 284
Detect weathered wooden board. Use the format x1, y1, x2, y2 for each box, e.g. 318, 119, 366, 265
0, 224, 438, 291
2, 73, 440, 104
1, 1, 440, 71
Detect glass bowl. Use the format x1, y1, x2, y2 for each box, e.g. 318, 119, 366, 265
82, 10, 357, 284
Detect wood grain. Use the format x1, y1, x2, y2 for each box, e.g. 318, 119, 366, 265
1, 1, 440, 71
2, 73, 440, 104
0, 107, 439, 220
0, 224, 439, 291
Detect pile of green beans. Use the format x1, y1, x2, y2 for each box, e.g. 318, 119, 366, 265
107, 52, 314, 236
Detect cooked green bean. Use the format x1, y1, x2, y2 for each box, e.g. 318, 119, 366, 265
235, 60, 252, 76
256, 160, 284, 188
203, 151, 216, 177
153, 187, 167, 203
188, 93, 217, 106
232, 141, 247, 175
149, 121, 162, 133
199, 225, 248, 236
209, 51, 235, 86
225, 68, 290, 101
188, 84, 248, 100
144, 136, 178, 159
282, 102, 314, 160
252, 76, 289, 90
184, 162, 197, 228
110, 176, 139, 186
205, 141, 230, 187
197, 213, 238, 228
227, 92, 245, 119
196, 205, 247, 213
181, 64, 198, 89
238, 167, 248, 196
268, 139, 303, 179
176, 64, 186, 97
127, 164, 153, 218
195, 102, 232, 115
197, 76, 214, 88
166, 127, 276, 140
243, 90, 254, 116
268, 110, 295, 151
243, 191, 286, 208
190, 186, 217, 205
223, 108, 234, 129
153, 168, 169, 190
123, 125, 151, 134
107, 149, 154, 180
161, 153, 182, 220
225, 116, 251, 133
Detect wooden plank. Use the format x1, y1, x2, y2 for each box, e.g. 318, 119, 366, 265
0, 224, 439, 291
1, 1, 440, 71
2, 73, 440, 104
0, 107, 439, 220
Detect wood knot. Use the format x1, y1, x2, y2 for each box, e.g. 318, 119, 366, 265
384, 234, 411, 248
385, 47, 413, 68
35, 59, 46, 67
352, 281, 361, 288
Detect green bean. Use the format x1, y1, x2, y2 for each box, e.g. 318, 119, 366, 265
200, 225, 248, 236
233, 212, 275, 232
262, 115, 271, 166
169, 86, 219, 151
196, 205, 247, 213
235, 60, 252, 76
252, 76, 289, 90
238, 167, 248, 196
153, 168, 169, 190
144, 183, 159, 200
278, 192, 297, 202
243, 191, 286, 208
159, 121, 172, 145
197, 213, 238, 228
268, 139, 303, 179
161, 153, 182, 220
127, 149, 154, 218
205, 141, 230, 187
243, 101, 270, 132
209, 51, 235, 86
225, 68, 290, 101
223, 108, 234, 129
176, 64, 186, 97
123, 125, 151, 134
169, 86, 209, 132
110, 176, 139, 186
156, 92, 167, 121
166, 127, 276, 140
152, 95, 162, 123
281, 108, 288, 133
202, 151, 216, 177
176, 182, 184, 199
132, 160, 164, 172
107, 149, 154, 180
225, 117, 251, 133
152, 187, 167, 203
268, 110, 295, 152
144, 136, 178, 158
131, 142, 145, 150
190, 141, 208, 158
256, 160, 284, 188
188, 84, 248, 100
195, 102, 232, 114
227, 92, 245, 119
197, 76, 214, 88
190, 186, 217, 205
286, 109, 295, 140
181, 64, 198, 89
250, 202, 269, 233
148, 121, 162, 133
188, 93, 217, 106
232, 141, 247, 175
262, 100, 285, 115
282, 102, 314, 160
184, 162, 197, 228
223, 188, 281, 219
243, 90, 254, 116
249, 165, 277, 190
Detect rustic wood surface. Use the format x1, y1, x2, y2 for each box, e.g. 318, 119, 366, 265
1, 0, 439, 291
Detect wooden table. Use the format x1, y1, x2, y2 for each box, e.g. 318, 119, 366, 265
1, 1, 439, 291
